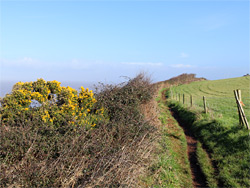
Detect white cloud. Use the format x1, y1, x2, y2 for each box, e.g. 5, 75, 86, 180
0, 57, 97, 70
170, 64, 193, 68
69, 59, 90, 69
122, 62, 163, 66
21, 57, 34, 64
180, 53, 189, 58
1, 57, 41, 67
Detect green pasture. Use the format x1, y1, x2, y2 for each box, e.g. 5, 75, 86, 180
170, 76, 250, 125
167, 76, 250, 187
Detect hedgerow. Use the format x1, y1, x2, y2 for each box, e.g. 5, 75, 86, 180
0, 73, 156, 187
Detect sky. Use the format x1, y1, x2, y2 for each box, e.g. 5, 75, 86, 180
0, 0, 249, 86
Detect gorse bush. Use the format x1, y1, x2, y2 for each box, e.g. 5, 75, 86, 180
1, 78, 105, 128
0, 73, 156, 187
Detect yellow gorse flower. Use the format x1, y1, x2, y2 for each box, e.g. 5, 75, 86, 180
1, 78, 106, 129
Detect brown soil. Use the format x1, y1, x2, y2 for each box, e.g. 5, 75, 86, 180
170, 110, 208, 188
159, 87, 207, 188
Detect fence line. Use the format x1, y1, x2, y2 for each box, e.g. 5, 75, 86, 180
170, 89, 250, 130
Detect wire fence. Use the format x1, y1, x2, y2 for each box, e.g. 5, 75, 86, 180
170, 90, 250, 125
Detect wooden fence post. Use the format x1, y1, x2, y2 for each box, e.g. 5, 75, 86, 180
236, 90, 243, 125
237, 89, 242, 101
183, 94, 185, 105
234, 90, 249, 130
190, 95, 193, 107
203, 96, 207, 114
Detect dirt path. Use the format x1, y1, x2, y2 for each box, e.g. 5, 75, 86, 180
156, 85, 209, 187
159, 88, 207, 188
171, 110, 207, 188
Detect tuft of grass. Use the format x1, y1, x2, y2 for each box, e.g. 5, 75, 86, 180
196, 141, 218, 188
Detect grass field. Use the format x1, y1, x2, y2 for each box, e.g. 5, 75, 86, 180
170, 76, 250, 126
167, 76, 250, 187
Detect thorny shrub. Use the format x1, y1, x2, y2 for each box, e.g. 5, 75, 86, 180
0, 73, 156, 187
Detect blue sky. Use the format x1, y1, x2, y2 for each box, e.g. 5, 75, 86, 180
0, 0, 249, 84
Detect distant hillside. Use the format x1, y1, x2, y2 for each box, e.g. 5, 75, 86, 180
154, 73, 206, 89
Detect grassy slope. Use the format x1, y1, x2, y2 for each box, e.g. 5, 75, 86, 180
167, 76, 250, 187
141, 88, 193, 188
170, 76, 250, 125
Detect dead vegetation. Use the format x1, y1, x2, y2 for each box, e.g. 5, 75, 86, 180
155, 73, 206, 87
0, 73, 160, 187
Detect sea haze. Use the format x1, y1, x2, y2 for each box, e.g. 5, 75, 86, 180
0, 80, 96, 98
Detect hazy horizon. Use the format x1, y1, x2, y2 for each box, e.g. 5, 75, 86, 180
1, 73, 248, 98
0, 80, 97, 97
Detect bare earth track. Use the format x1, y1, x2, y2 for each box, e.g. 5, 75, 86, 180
158, 87, 207, 188
170, 109, 207, 188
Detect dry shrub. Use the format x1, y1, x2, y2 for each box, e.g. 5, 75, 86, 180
155, 73, 207, 87
0, 73, 158, 187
